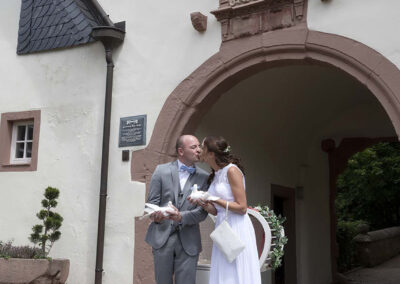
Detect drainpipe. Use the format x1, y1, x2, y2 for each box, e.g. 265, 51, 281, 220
91, 24, 125, 284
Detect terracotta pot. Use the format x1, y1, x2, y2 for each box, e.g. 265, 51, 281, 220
0, 258, 69, 284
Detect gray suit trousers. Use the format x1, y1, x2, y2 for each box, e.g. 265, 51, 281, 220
153, 233, 199, 284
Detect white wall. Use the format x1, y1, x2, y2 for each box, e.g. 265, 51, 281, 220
195, 64, 396, 284
0, 3, 107, 284
0, 1, 221, 283
308, 0, 400, 69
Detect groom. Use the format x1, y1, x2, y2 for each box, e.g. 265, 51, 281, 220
146, 135, 209, 284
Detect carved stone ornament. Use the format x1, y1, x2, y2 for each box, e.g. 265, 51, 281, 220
229, 0, 260, 7
190, 12, 208, 32
211, 0, 306, 41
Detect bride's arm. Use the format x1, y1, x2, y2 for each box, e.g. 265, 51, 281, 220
212, 167, 247, 215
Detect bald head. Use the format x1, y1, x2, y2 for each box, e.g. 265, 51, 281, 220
176, 135, 201, 165
175, 135, 194, 153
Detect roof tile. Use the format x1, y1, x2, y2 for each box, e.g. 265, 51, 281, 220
45, 3, 56, 16
17, 0, 107, 54
37, 4, 50, 18
31, 16, 43, 29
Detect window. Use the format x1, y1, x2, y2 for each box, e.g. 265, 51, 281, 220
0, 110, 40, 172
10, 121, 34, 164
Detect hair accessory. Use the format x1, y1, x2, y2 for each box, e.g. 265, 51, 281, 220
223, 145, 231, 153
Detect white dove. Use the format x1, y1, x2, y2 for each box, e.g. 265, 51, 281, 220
189, 184, 219, 201
140, 201, 177, 220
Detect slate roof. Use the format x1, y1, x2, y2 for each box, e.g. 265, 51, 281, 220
17, 0, 109, 54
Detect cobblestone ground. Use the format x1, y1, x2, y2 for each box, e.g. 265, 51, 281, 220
344, 254, 400, 284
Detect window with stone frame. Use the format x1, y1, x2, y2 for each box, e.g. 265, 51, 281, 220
0, 110, 40, 172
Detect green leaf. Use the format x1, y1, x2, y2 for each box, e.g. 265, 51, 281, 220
49, 231, 61, 242
32, 224, 43, 234
37, 210, 48, 220
44, 187, 60, 200
41, 199, 49, 208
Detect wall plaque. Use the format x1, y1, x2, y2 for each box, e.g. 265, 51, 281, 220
119, 115, 147, 147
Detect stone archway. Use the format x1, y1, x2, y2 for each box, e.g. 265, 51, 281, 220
132, 26, 400, 283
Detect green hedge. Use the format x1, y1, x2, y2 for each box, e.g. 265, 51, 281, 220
336, 220, 366, 272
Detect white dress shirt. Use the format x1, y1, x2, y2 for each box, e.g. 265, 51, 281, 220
177, 160, 192, 190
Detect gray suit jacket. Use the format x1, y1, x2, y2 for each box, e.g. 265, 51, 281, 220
145, 160, 209, 256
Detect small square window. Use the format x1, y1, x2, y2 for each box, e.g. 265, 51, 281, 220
10, 121, 34, 164
0, 110, 40, 172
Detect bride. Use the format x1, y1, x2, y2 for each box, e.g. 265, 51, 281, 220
195, 136, 261, 284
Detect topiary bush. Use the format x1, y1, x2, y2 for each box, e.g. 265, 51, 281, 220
29, 186, 63, 257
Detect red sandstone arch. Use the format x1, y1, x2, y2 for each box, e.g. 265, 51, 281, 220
132, 26, 400, 283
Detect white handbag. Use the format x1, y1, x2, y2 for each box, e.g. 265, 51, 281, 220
210, 202, 245, 263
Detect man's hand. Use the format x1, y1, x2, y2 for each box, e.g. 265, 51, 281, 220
150, 211, 167, 223
168, 204, 182, 222
187, 196, 196, 205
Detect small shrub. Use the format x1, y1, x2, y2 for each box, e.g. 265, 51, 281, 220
0, 240, 44, 259
29, 186, 63, 257
336, 220, 367, 272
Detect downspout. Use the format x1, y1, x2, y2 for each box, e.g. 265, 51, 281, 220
91, 24, 125, 284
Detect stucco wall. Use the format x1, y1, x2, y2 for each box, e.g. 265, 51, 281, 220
0, 1, 220, 284
0, 3, 107, 284
308, 0, 400, 69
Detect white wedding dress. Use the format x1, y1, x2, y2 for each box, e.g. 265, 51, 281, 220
208, 164, 261, 284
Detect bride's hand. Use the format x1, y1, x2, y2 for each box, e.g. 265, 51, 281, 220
200, 200, 217, 215
187, 196, 207, 207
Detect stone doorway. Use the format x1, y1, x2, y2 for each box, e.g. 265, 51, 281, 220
132, 27, 400, 284
193, 62, 396, 283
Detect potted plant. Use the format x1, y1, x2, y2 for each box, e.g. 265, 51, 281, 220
0, 186, 69, 284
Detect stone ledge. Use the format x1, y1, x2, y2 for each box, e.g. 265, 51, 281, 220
354, 226, 400, 267
0, 258, 69, 284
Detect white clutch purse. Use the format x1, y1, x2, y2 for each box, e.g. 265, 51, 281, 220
210, 202, 245, 263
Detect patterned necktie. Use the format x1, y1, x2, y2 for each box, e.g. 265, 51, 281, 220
180, 165, 196, 174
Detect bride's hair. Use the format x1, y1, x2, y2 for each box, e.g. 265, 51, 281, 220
203, 136, 245, 186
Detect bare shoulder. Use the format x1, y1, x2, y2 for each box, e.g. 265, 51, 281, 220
227, 165, 243, 179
